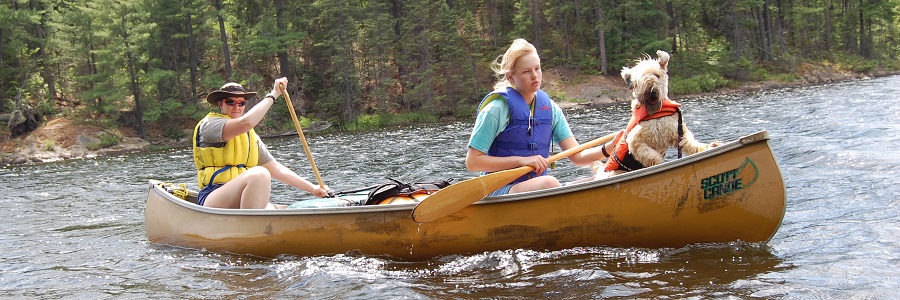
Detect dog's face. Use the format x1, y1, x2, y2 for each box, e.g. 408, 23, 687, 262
621, 50, 670, 115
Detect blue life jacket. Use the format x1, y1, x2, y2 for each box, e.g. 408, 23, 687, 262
480, 87, 554, 184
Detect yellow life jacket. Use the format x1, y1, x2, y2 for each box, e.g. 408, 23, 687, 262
192, 112, 260, 188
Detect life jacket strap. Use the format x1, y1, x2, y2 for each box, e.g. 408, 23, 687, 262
610, 153, 634, 172
206, 164, 248, 187
676, 108, 684, 158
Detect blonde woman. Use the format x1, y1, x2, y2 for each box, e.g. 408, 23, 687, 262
465, 39, 611, 195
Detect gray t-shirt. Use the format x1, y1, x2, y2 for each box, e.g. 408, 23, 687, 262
197, 117, 274, 165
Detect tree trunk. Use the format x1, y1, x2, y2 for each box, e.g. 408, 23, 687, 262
858, 0, 863, 56
122, 15, 146, 139
530, 0, 541, 49
754, 4, 770, 61
215, 0, 233, 81
861, 17, 872, 58
667, 0, 677, 53
88, 36, 102, 107
0, 28, 5, 113
762, 0, 773, 60
390, 0, 406, 93
595, 4, 608, 75
488, 0, 500, 47
823, 0, 832, 51
30, 0, 56, 101
731, 2, 741, 62
558, 0, 571, 64
841, 0, 856, 54
274, 0, 290, 78
185, 4, 198, 101
775, 0, 787, 56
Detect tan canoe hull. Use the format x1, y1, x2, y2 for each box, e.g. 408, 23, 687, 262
145, 131, 785, 260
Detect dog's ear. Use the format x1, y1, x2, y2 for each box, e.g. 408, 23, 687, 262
656, 50, 670, 70
621, 67, 633, 90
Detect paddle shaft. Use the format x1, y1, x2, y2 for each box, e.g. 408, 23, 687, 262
411, 132, 618, 223
278, 84, 326, 191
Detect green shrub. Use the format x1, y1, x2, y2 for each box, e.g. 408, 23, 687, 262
42, 140, 56, 151
453, 106, 477, 119
850, 61, 877, 73
163, 126, 185, 140
86, 132, 120, 150
670, 73, 731, 95
344, 112, 439, 131
766, 73, 799, 82
345, 114, 383, 131
85, 142, 101, 151
99, 132, 120, 148
547, 90, 584, 103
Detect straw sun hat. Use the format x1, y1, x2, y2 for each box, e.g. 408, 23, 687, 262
205, 82, 257, 105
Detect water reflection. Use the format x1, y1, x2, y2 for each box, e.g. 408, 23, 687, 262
224, 242, 787, 299
141, 242, 781, 299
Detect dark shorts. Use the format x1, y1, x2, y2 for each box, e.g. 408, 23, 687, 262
197, 183, 224, 206
488, 183, 514, 197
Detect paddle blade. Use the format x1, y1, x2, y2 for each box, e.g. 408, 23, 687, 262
411, 166, 531, 223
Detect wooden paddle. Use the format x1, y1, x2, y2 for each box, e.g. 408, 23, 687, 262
411, 132, 618, 223
278, 83, 328, 194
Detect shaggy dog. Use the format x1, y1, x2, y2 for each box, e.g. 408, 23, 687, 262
591, 50, 719, 178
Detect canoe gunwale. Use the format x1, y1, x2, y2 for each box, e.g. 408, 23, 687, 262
485, 131, 772, 202
148, 182, 418, 215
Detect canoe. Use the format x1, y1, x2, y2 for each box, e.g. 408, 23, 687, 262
145, 130, 785, 260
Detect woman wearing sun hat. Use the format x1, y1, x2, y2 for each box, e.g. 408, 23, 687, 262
192, 78, 330, 209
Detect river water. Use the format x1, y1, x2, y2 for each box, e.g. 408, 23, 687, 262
2, 75, 899, 298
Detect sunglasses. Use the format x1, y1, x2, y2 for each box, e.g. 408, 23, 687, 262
223, 99, 247, 107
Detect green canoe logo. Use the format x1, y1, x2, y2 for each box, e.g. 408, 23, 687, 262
700, 158, 759, 200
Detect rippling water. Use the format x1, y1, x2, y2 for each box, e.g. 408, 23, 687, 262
2, 76, 899, 298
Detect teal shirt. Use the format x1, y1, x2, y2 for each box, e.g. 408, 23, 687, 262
467, 95, 573, 154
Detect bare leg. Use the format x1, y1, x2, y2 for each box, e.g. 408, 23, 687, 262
509, 176, 561, 194
203, 166, 274, 209
567, 176, 597, 185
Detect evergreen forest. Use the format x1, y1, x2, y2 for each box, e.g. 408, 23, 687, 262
2, 0, 898, 139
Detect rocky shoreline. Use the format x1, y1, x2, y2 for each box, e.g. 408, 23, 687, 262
3, 67, 897, 166
1, 118, 151, 165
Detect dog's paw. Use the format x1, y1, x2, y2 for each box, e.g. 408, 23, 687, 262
589, 161, 605, 175
699, 141, 722, 151
644, 156, 664, 167
593, 172, 610, 180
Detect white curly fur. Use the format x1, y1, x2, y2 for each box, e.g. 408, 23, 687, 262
591, 50, 719, 178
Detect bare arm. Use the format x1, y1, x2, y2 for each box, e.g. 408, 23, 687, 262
261, 160, 330, 198
558, 136, 612, 167
221, 78, 288, 140
465, 147, 550, 175
221, 99, 273, 140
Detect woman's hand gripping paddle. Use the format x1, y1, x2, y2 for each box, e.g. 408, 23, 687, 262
411, 132, 617, 223
279, 83, 332, 197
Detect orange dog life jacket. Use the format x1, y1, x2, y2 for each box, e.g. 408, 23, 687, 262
605, 98, 682, 172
